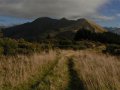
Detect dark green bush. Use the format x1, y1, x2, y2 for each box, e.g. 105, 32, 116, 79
105, 44, 120, 55
74, 29, 120, 44
3, 38, 18, 55
0, 38, 42, 55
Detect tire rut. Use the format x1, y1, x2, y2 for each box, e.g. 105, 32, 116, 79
30, 59, 59, 90
67, 57, 85, 90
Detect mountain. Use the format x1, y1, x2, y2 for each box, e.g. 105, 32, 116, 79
105, 27, 120, 35
104, 27, 117, 31
2, 17, 107, 41
0, 26, 5, 30
0, 27, 2, 31
111, 29, 120, 35
0, 26, 5, 37
113, 29, 120, 35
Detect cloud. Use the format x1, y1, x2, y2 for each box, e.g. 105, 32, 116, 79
92, 15, 115, 21
116, 13, 120, 17
0, 0, 109, 19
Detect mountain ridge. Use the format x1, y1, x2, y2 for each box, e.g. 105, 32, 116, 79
2, 17, 107, 41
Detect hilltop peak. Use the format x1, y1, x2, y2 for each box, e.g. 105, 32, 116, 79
60, 18, 68, 21
77, 18, 87, 20
3, 17, 107, 40
33, 17, 57, 23
77, 18, 88, 22
35, 17, 52, 20
76, 18, 107, 33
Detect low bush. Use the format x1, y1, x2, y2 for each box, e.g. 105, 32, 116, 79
105, 44, 120, 55
0, 38, 41, 55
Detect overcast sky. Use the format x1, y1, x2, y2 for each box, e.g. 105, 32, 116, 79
0, 0, 120, 27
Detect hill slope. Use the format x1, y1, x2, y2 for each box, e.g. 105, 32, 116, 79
105, 27, 120, 35
2, 17, 107, 41
112, 29, 120, 35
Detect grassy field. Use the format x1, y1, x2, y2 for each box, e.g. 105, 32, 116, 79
0, 50, 120, 90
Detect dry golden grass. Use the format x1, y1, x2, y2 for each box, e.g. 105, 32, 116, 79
73, 51, 120, 90
0, 51, 57, 90
0, 50, 120, 90
36, 55, 69, 90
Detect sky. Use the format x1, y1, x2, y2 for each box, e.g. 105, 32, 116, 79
0, 0, 120, 27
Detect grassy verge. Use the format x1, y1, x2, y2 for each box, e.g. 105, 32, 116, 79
0, 50, 120, 90
74, 51, 120, 90
0, 51, 57, 90
36, 56, 69, 90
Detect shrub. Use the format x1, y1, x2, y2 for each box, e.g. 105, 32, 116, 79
2, 38, 18, 55
0, 38, 42, 55
105, 44, 120, 55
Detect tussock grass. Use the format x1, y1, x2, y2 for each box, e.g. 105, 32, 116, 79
37, 56, 69, 90
0, 50, 120, 90
74, 51, 120, 90
0, 51, 57, 90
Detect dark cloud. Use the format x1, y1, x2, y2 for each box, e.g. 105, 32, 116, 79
0, 0, 109, 19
